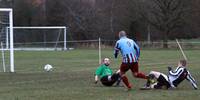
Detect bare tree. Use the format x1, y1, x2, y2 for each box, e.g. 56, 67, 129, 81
143, 0, 187, 48
11, 0, 198, 42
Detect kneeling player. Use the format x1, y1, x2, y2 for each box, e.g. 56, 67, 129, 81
94, 58, 121, 86
142, 60, 198, 90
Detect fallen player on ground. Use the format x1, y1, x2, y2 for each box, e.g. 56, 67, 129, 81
94, 58, 121, 86
141, 59, 198, 90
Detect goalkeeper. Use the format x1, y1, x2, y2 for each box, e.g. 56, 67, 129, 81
142, 60, 198, 90
94, 58, 121, 86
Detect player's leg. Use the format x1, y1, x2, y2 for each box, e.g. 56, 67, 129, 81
153, 76, 168, 89
100, 70, 121, 86
130, 62, 147, 79
156, 73, 171, 89
113, 70, 122, 86
141, 71, 162, 89
110, 70, 121, 86
100, 76, 114, 86
147, 71, 170, 89
149, 71, 162, 78
111, 72, 120, 81
120, 63, 131, 89
103, 73, 121, 86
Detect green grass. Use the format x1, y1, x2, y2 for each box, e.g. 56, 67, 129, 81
0, 49, 199, 100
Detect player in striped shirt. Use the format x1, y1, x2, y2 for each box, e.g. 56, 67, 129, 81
114, 31, 147, 90
142, 60, 198, 90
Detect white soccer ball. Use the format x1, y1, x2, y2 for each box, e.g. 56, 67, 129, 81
44, 64, 53, 72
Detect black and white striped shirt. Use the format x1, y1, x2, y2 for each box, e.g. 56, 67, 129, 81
168, 66, 198, 89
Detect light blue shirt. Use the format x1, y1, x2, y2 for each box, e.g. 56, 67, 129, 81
114, 36, 140, 63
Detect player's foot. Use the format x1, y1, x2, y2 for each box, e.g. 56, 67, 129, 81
124, 87, 132, 92
123, 83, 132, 91
114, 82, 124, 87
126, 84, 132, 91
140, 85, 151, 90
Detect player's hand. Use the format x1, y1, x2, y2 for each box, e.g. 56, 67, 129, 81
168, 66, 172, 71
114, 53, 118, 58
114, 51, 118, 58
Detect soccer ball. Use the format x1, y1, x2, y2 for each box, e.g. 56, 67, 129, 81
44, 64, 53, 72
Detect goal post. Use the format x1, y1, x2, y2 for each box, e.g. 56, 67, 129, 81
6, 26, 68, 51
0, 8, 14, 72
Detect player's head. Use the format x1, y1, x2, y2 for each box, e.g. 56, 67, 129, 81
103, 58, 110, 66
178, 59, 187, 67
118, 31, 127, 38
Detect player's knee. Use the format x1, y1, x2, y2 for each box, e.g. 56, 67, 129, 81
149, 71, 161, 78
149, 71, 156, 74
121, 74, 126, 77
116, 69, 120, 74
111, 74, 120, 80
133, 72, 138, 77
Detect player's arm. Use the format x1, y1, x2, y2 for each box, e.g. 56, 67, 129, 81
94, 75, 99, 84
133, 41, 140, 60
186, 70, 198, 90
94, 66, 102, 84
169, 67, 183, 76
114, 42, 120, 58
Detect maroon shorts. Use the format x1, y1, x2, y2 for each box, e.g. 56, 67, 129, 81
120, 62, 139, 74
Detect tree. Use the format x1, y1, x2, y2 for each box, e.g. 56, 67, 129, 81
0, 0, 13, 8
143, 0, 187, 48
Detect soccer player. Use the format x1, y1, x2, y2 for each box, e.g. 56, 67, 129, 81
114, 31, 147, 90
94, 58, 121, 86
142, 60, 198, 90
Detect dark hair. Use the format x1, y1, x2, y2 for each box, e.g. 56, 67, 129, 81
179, 59, 187, 66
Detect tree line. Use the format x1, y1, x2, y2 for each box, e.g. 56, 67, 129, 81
0, 0, 200, 48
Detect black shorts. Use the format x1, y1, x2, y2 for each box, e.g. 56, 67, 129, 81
100, 73, 120, 86
154, 74, 171, 89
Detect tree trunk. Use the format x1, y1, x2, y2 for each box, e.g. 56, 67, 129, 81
110, 0, 114, 35
163, 32, 169, 48
163, 38, 168, 48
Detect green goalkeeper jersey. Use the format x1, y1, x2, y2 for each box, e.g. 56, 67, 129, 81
95, 64, 113, 78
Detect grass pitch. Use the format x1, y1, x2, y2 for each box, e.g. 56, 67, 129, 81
0, 49, 199, 100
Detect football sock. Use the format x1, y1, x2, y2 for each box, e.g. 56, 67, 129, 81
135, 72, 147, 79
122, 76, 131, 88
